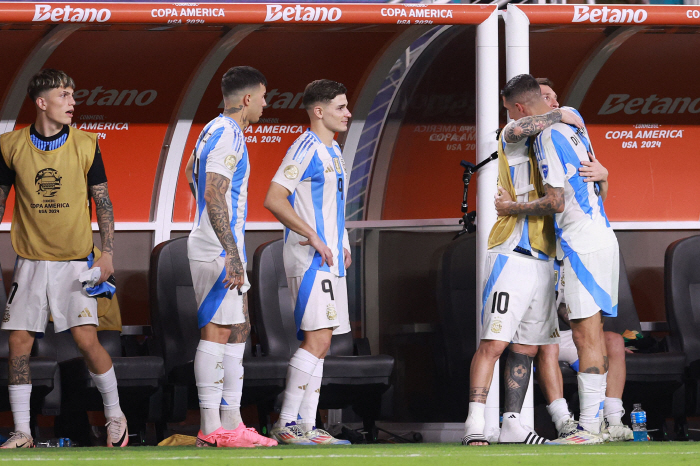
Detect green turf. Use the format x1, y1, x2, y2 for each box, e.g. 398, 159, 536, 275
0, 442, 698, 465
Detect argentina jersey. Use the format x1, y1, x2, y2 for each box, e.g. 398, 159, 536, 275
533, 108, 616, 260
188, 114, 249, 265
491, 136, 549, 260
272, 129, 350, 278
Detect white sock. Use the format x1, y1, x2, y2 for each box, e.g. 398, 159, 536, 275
298, 359, 323, 432
599, 372, 608, 430
9, 385, 32, 436
195, 340, 225, 435
578, 372, 606, 433
499, 412, 529, 442
605, 397, 624, 426
547, 398, 572, 433
276, 348, 318, 428
464, 402, 486, 436
89, 366, 123, 419
221, 342, 245, 430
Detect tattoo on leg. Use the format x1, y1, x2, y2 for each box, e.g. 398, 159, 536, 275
603, 356, 609, 373
470, 387, 489, 403
504, 352, 533, 413
9, 355, 31, 385
583, 366, 601, 374
229, 294, 250, 344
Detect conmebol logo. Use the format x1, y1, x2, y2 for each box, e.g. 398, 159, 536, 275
572, 6, 647, 24
264, 4, 342, 22
33, 4, 111, 22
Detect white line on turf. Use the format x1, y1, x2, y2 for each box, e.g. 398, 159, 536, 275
0, 452, 698, 461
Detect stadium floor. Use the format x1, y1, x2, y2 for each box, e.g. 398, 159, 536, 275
0, 442, 698, 465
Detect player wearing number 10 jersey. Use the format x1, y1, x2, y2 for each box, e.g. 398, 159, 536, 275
264, 79, 352, 446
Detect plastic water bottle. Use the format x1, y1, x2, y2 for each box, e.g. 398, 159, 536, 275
35, 438, 73, 448
630, 404, 648, 442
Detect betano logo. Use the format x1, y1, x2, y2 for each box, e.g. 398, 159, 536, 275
264, 4, 342, 22
73, 87, 158, 106
598, 94, 700, 115
33, 4, 111, 22
572, 6, 647, 24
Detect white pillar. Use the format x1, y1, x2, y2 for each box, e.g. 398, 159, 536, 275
475, 8, 500, 436
504, 4, 536, 429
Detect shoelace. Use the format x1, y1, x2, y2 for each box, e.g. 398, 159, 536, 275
106, 418, 124, 440
288, 425, 306, 437
310, 429, 332, 437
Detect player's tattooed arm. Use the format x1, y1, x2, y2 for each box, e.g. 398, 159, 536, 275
494, 184, 564, 217
90, 182, 114, 255
205, 172, 244, 289
504, 352, 533, 413
0, 184, 11, 223
9, 355, 31, 385
503, 110, 564, 144
469, 387, 489, 404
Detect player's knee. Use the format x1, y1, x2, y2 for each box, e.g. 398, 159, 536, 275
476, 340, 506, 362
8, 330, 34, 354
510, 343, 537, 358
72, 327, 100, 354
604, 332, 625, 357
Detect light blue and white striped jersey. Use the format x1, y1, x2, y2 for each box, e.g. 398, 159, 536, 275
490, 136, 550, 261
188, 114, 250, 265
533, 108, 616, 260
272, 129, 350, 278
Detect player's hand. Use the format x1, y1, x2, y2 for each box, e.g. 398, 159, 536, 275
300, 234, 334, 267
494, 186, 515, 216
223, 252, 245, 291
343, 248, 352, 269
90, 253, 114, 284
560, 108, 583, 129
579, 152, 608, 182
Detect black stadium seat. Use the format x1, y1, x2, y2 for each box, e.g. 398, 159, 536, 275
0, 265, 60, 434
433, 234, 478, 421
252, 239, 394, 440
149, 236, 287, 429
665, 235, 700, 420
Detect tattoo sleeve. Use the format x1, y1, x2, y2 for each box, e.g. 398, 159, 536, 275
469, 387, 489, 404
503, 109, 563, 144
204, 173, 243, 274
0, 185, 11, 223
9, 355, 31, 385
500, 184, 564, 216
504, 352, 533, 413
89, 182, 114, 255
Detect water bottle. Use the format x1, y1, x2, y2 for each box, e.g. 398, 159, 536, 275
35, 438, 73, 448
630, 404, 648, 442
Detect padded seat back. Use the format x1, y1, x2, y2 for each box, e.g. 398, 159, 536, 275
34, 323, 122, 361
604, 253, 642, 334
435, 235, 477, 381
253, 240, 353, 359
665, 235, 700, 366
149, 237, 200, 375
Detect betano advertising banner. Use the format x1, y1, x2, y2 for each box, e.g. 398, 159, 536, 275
172, 27, 399, 223
10, 29, 222, 222
518, 4, 700, 26
0, 2, 495, 25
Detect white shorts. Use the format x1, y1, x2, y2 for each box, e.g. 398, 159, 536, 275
562, 244, 619, 320
480, 252, 559, 346
2, 257, 98, 333
288, 270, 350, 340
189, 256, 250, 329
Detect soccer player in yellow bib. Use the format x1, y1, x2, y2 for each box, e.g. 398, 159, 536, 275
0, 69, 127, 448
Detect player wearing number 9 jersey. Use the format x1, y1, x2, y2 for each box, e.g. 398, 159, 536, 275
265, 80, 352, 445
